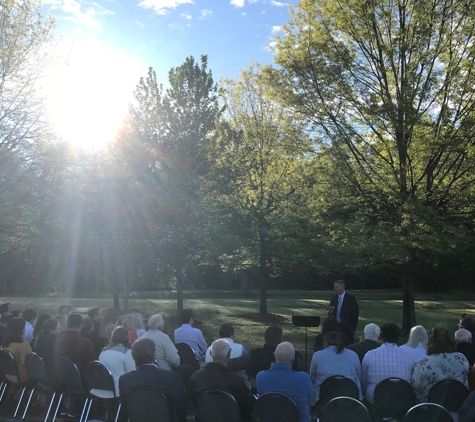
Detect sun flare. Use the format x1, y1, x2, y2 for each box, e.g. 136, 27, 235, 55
43, 40, 145, 150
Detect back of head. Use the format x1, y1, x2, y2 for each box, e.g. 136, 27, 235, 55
2, 317, 26, 348
88, 308, 101, 319
37, 319, 59, 344
33, 314, 52, 338
274, 341, 295, 364
108, 326, 131, 349
455, 328, 472, 344
59, 305, 72, 316
323, 332, 345, 353
179, 309, 194, 324
322, 316, 341, 335
211, 339, 231, 363
148, 314, 164, 331
23, 308, 37, 323
406, 325, 428, 348
427, 324, 456, 355
102, 307, 120, 325
0, 303, 12, 314
265, 325, 283, 347
132, 337, 156, 366
67, 313, 83, 330
363, 323, 380, 342
219, 323, 234, 338
132, 313, 144, 330
381, 323, 400, 343
460, 317, 475, 333
81, 316, 94, 335
121, 314, 136, 330
0, 312, 12, 326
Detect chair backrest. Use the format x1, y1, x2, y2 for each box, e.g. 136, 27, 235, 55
373, 377, 416, 419
196, 389, 240, 422
321, 397, 372, 422
55, 357, 84, 394
319, 375, 360, 406
253, 392, 300, 422
404, 403, 453, 422
175, 343, 199, 370
126, 387, 172, 422
427, 379, 469, 412
85, 360, 116, 396
0, 349, 20, 379
25, 353, 51, 391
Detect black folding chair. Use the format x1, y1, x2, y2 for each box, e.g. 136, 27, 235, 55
427, 379, 469, 413
0, 349, 28, 418
404, 403, 453, 422
126, 386, 173, 422
318, 375, 359, 416
321, 396, 371, 422
24, 352, 59, 422
373, 377, 416, 422
53, 357, 88, 422
176, 343, 199, 370
84, 360, 121, 422
253, 392, 300, 422
196, 389, 240, 422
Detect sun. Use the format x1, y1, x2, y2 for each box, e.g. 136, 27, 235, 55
43, 39, 145, 150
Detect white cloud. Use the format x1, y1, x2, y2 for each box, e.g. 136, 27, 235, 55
44, 0, 111, 29
138, 0, 193, 15
92, 2, 114, 15
199, 9, 213, 19
270, 0, 285, 6
242, 12, 246, 15
266, 41, 277, 51
181, 13, 192, 19
230, 0, 245, 7
135, 21, 145, 27
271, 25, 281, 32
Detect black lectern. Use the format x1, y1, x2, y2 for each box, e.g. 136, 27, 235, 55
292, 315, 321, 371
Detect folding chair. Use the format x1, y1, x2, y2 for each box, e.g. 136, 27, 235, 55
253, 392, 299, 422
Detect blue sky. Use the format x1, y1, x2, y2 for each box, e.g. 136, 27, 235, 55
40, 0, 298, 148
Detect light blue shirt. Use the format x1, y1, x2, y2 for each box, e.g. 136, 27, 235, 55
174, 323, 207, 359
309, 345, 362, 405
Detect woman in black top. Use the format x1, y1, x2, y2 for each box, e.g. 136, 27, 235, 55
34, 318, 59, 389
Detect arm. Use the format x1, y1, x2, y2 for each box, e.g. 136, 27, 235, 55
196, 329, 207, 351
164, 336, 180, 368
361, 355, 368, 395
20, 341, 33, 364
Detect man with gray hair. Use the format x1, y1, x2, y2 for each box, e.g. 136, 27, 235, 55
119, 337, 187, 422
256, 342, 313, 422
348, 323, 381, 363
455, 328, 475, 366
142, 314, 193, 387
190, 339, 253, 421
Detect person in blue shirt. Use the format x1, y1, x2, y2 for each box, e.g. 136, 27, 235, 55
256, 342, 313, 422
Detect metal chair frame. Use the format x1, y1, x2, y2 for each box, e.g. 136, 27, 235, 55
0, 349, 28, 418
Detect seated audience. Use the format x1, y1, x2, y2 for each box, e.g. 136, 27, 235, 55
205, 323, 247, 362
190, 339, 254, 421
257, 342, 313, 422
120, 314, 139, 345
456, 328, 475, 367
460, 316, 475, 339
54, 314, 67, 332
174, 309, 207, 362
459, 390, 475, 422
132, 313, 146, 338
119, 337, 187, 422
142, 314, 193, 385
93, 326, 136, 398
1, 317, 32, 383
313, 316, 341, 352
11, 310, 23, 318
399, 325, 428, 363
88, 308, 103, 334
309, 332, 362, 406
23, 308, 37, 344
362, 323, 414, 404
81, 316, 106, 356
59, 305, 73, 317
33, 314, 52, 344
0, 303, 12, 314
412, 324, 469, 402
0, 312, 12, 345
347, 323, 381, 363
34, 318, 59, 389
99, 307, 120, 340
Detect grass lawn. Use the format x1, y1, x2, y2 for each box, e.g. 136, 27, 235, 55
2, 291, 474, 365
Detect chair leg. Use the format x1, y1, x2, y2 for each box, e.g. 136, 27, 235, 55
13, 386, 27, 418
114, 402, 121, 422
0, 383, 7, 404
44, 392, 57, 422
81, 397, 93, 422
21, 387, 35, 420
50, 392, 63, 422
79, 397, 91, 422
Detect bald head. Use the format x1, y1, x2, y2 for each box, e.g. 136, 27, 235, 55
211, 339, 231, 363
274, 341, 295, 364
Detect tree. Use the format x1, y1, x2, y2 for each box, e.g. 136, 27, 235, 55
211, 64, 317, 314
115, 55, 223, 312
267, 0, 475, 332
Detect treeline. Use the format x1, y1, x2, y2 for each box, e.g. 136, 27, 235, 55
2, 0, 475, 331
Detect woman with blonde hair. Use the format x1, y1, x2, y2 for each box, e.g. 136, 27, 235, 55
99, 307, 120, 339
132, 313, 146, 338
400, 325, 428, 362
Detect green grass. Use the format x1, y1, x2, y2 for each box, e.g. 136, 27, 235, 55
2, 292, 474, 364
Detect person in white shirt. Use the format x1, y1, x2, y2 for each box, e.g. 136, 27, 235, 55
23, 308, 37, 344
399, 325, 428, 363
205, 323, 247, 362
174, 309, 207, 362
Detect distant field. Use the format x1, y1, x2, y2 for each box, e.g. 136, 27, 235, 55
2, 291, 474, 366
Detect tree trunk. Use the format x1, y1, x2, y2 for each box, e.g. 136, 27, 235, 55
123, 294, 130, 314
175, 267, 184, 313
401, 260, 417, 335
258, 234, 268, 315
113, 292, 120, 309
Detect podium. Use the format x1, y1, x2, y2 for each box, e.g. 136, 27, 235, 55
292, 315, 320, 370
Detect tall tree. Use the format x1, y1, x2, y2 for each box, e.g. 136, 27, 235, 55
115, 55, 223, 312
267, 0, 475, 331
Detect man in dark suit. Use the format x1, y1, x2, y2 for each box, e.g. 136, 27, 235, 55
328, 280, 359, 344
119, 337, 187, 422
190, 339, 254, 421
348, 323, 381, 362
